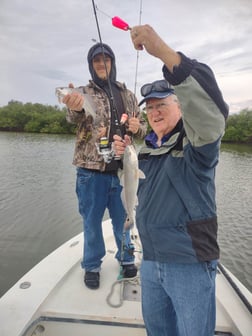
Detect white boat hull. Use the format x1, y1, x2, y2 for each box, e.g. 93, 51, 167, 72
0, 219, 251, 336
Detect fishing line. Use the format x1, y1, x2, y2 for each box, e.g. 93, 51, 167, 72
95, 5, 112, 20
95, 1, 143, 117
133, 0, 143, 98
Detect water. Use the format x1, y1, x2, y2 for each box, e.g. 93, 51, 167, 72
0, 132, 251, 297
215, 143, 252, 290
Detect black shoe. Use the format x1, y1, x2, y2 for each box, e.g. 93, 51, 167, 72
122, 264, 137, 278
84, 271, 100, 289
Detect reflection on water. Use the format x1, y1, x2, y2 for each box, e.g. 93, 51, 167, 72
221, 142, 252, 155
0, 133, 251, 297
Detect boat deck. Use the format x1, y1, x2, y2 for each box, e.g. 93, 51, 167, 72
0, 220, 251, 336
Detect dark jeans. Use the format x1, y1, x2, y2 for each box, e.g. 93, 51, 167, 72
76, 167, 135, 271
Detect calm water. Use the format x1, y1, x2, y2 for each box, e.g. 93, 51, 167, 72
0, 132, 251, 297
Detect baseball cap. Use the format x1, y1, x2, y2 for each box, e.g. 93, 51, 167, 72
88, 43, 115, 60
139, 79, 174, 106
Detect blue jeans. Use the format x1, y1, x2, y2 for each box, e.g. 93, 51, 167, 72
76, 167, 135, 271
140, 260, 217, 336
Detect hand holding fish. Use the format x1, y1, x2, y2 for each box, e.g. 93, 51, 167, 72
113, 134, 131, 156
55, 84, 96, 119
62, 83, 84, 112
130, 24, 181, 72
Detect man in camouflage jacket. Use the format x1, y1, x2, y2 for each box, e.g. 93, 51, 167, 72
62, 42, 146, 290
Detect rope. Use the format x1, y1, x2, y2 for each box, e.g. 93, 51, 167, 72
106, 275, 140, 308
106, 228, 142, 308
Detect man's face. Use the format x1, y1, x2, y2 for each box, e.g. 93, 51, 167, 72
146, 95, 181, 139
92, 53, 111, 80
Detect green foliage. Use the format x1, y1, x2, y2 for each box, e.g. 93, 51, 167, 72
141, 109, 152, 133
222, 109, 252, 143
141, 107, 252, 144
0, 101, 251, 144
0, 100, 76, 134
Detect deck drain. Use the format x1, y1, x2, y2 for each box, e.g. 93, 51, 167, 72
20, 281, 31, 289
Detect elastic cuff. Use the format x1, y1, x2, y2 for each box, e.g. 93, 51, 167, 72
162, 52, 196, 86
70, 108, 84, 113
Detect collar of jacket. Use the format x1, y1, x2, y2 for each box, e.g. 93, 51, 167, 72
145, 118, 183, 147
139, 119, 185, 157
88, 80, 126, 91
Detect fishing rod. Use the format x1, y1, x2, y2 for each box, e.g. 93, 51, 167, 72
94, 2, 143, 118
91, 0, 122, 140
91, 2, 144, 274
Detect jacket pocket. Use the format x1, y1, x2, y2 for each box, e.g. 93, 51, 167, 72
187, 217, 219, 261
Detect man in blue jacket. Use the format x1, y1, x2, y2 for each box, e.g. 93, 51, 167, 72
114, 25, 228, 336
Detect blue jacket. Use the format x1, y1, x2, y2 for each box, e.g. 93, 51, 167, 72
136, 53, 229, 263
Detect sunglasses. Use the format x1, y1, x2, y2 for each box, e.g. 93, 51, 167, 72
141, 80, 172, 97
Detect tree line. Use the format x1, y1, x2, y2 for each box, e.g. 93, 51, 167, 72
222, 108, 252, 143
0, 100, 76, 134
0, 100, 251, 143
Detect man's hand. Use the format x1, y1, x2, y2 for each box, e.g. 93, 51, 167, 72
113, 134, 131, 156
128, 117, 140, 134
62, 83, 84, 111
130, 25, 181, 72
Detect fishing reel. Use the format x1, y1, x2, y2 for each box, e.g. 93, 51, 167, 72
96, 137, 114, 164
96, 137, 121, 164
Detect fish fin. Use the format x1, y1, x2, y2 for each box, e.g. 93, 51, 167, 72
118, 169, 125, 186
138, 169, 145, 179
120, 189, 127, 210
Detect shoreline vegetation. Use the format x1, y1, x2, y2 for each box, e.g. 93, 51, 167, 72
0, 100, 251, 144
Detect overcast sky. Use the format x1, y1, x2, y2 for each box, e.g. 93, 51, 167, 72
1, 0, 252, 113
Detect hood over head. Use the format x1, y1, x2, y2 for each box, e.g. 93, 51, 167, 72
87, 43, 117, 85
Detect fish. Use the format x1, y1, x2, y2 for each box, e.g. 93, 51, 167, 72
55, 87, 96, 119
118, 144, 145, 230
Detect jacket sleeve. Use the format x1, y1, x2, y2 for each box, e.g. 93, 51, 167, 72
65, 86, 88, 124
66, 109, 85, 124
163, 53, 229, 147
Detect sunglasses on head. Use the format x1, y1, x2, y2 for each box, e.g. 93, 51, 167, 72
141, 80, 172, 97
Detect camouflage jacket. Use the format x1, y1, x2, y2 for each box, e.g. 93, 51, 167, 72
66, 80, 147, 171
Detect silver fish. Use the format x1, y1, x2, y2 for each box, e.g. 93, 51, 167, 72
55, 87, 96, 119
118, 144, 145, 230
